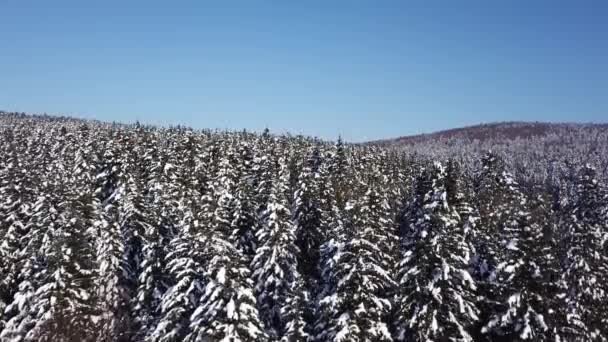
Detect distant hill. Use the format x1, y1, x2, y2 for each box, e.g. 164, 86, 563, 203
369, 121, 608, 146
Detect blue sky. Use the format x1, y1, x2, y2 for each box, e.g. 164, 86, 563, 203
1, 1, 606, 141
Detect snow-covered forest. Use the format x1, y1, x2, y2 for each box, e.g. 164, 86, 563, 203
1, 112, 607, 342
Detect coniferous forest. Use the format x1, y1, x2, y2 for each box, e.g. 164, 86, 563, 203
1, 112, 608, 342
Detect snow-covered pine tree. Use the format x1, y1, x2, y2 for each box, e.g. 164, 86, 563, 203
96, 192, 133, 341
0, 179, 61, 342
146, 138, 209, 342
185, 155, 267, 342
480, 186, 559, 341
293, 146, 323, 277
252, 154, 307, 339
281, 275, 310, 342
231, 140, 259, 260
0, 152, 31, 332
318, 183, 396, 342
473, 153, 535, 337
292, 146, 324, 329
555, 165, 608, 341
24, 173, 98, 342
128, 131, 172, 341
252, 143, 275, 219
326, 137, 348, 210
148, 228, 209, 342
314, 181, 346, 341
446, 159, 479, 242
0, 253, 45, 342
131, 218, 165, 341
394, 162, 478, 342
92, 139, 136, 342
0, 124, 66, 335
0, 125, 46, 330
474, 152, 520, 281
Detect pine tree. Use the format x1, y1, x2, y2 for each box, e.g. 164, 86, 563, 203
129, 135, 170, 341
555, 165, 608, 341
252, 155, 306, 338
319, 184, 396, 342
480, 189, 558, 341
314, 190, 346, 341
0, 153, 30, 333
93, 143, 135, 342
293, 147, 324, 286
281, 276, 310, 342
0, 186, 60, 342
148, 229, 209, 342
132, 226, 165, 341
231, 141, 258, 260
24, 181, 99, 342
474, 152, 522, 281
327, 137, 348, 209
473, 153, 534, 337
0, 133, 43, 333
186, 158, 267, 342
394, 162, 478, 342
0, 127, 63, 341
446, 159, 479, 241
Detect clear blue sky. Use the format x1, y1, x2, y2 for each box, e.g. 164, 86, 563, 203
1, 1, 606, 141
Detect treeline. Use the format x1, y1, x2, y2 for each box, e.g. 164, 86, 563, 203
0, 113, 607, 342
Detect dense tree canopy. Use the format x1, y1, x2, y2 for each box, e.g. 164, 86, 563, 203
0, 112, 607, 341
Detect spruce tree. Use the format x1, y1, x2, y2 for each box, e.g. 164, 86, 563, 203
555, 165, 608, 341
473, 153, 533, 336
0, 183, 60, 342
481, 189, 558, 341
252, 155, 306, 338
394, 162, 478, 342
186, 158, 267, 342
293, 147, 323, 282
319, 184, 396, 342
148, 229, 209, 342
231, 142, 258, 260
25, 182, 98, 342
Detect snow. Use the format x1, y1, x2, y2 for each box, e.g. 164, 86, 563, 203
226, 299, 236, 319
217, 267, 226, 284
506, 239, 518, 250
1, 114, 607, 342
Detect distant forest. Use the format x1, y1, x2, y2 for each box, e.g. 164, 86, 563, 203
1, 112, 607, 342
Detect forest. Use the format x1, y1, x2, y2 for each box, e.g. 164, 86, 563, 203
0, 112, 607, 342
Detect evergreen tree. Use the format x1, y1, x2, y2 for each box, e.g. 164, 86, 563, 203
0, 153, 31, 333
446, 159, 479, 241
281, 276, 310, 342
473, 153, 534, 336
314, 189, 346, 341
148, 229, 208, 342
132, 226, 165, 341
293, 147, 324, 284
480, 189, 559, 341
555, 165, 608, 341
252, 155, 306, 338
24, 183, 98, 342
231, 141, 258, 260
93, 143, 134, 342
0, 186, 60, 342
319, 185, 396, 342
186, 161, 267, 342
474, 152, 522, 280
129, 135, 170, 341
394, 162, 478, 342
